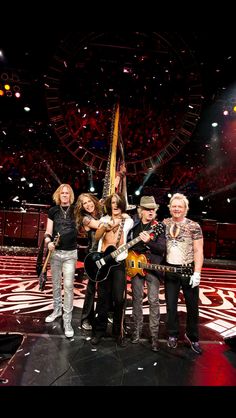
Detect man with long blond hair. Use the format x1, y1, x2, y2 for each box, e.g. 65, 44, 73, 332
44, 184, 78, 338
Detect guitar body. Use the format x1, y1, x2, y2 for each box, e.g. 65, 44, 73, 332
84, 245, 120, 282
126, 251, 148, 277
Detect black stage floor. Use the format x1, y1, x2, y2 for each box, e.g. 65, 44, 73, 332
0, 252, 236, 388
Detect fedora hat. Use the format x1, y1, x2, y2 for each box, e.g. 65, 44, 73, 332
139, 196, 159, 210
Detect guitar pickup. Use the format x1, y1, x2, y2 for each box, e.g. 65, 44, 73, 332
96, 259, 106, 269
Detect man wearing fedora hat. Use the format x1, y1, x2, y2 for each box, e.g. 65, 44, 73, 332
127, 195, 165, 352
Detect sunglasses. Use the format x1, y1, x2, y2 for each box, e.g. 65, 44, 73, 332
142, 208, 155, 211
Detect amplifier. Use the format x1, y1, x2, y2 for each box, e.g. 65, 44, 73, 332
217, 223, 236, 240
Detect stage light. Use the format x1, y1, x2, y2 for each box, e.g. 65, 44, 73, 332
0, 89, 4, 96
135, 190, 141, 196
87, 166, 95, 193
4, 84, 10, 91
212, 122, 218, 127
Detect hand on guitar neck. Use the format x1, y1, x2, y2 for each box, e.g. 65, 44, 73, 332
38, 233, 60, 291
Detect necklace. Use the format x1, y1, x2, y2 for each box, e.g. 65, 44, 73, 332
169, 222, 181, 247
110, 217, 119, 234
60, 206, 70, 219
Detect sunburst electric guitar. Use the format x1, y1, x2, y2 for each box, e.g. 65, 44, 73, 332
84, 223, 165, 283
126, 250, 193, 278
38, 233, 60, 291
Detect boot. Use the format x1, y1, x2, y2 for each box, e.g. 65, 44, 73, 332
131, 330, 140, 344
45, 308, 62, 323
63, 312, 74, 338
64, 319, 74, 338
151, 337, 160, 352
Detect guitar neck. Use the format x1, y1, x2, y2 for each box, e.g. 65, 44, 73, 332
110, 222, 164, 260
111, 234, 148, 259
42, 250, 52, 273
140, 263, 177, 273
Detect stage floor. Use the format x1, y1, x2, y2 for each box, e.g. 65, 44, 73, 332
0, 254, 236, 387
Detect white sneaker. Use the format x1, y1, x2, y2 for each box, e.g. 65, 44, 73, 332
82, 319, 92, 330
108, 313, 113, 324
45, 309, 62, 323
64, 322, 74, 338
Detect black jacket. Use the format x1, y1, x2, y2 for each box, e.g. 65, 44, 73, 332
128, 219, 166, 265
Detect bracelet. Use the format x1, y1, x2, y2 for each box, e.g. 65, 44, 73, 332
45, 233, 52, 240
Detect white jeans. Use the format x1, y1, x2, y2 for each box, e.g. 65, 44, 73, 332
50, 249, 77, 321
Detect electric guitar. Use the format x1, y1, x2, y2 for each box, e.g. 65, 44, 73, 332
126, 250, 193, 278
84, 222, 165, 282
38, 233, 60, 291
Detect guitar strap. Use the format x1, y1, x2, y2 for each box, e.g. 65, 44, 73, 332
115, 218, 125, 247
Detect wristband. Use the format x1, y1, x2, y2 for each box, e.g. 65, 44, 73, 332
45, 233, 52, 240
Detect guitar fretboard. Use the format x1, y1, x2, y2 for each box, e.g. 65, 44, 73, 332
111, 234, 146, 259
139, 263, 177, 273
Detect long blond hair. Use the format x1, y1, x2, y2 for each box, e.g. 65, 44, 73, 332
52, 184, 75, 205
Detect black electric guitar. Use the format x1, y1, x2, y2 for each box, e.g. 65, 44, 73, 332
38, 233, 60, 291
126, 250, 193, 278
84, 222, 165, 282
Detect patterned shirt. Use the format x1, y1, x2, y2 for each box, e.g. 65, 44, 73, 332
165, 217, 203, 265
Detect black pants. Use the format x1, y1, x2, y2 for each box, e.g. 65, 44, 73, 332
165, 272, 199, 342
93, 261, 126, 338
81, 279, 96, 326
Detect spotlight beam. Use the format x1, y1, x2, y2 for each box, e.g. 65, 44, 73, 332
203, 182, 236, 200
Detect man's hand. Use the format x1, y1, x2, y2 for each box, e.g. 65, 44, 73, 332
189, 272, 201, 288
139, 231, 151, 243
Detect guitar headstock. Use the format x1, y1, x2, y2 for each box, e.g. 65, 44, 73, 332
151, 222, 165, 237
39, 272, 47, 291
